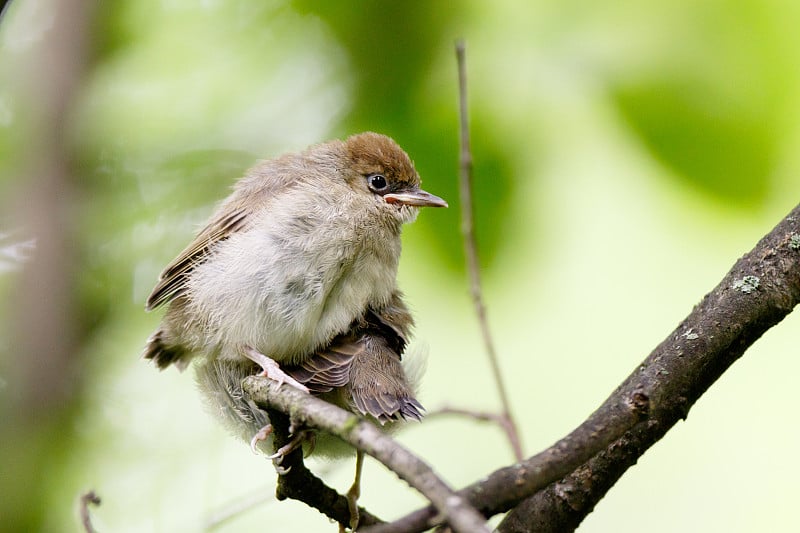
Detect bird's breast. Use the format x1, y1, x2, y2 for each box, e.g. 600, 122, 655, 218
186, 199, 400, 364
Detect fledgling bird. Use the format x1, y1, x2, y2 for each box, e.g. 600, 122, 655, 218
143, 132, 445, 528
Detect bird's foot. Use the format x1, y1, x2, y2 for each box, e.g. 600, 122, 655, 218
345, 485, 360, 532
249, 423, 296, 475
243, 346, 309, 393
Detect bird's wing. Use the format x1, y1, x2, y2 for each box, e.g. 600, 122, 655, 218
145, 206, 250, 310
283, 334, 362, 393
285, 331, 424, 423
145, 157, 301, 311
285, 299, 424, 423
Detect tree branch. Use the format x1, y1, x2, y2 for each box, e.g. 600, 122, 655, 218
367, 205, 800, 533
242, 377, 491, 533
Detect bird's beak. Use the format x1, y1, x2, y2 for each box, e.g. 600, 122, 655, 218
384, 188, 448, 208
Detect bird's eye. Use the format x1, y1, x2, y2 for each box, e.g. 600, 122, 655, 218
367, 174, 388, 192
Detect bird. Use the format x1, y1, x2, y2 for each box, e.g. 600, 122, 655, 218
143, 132, 446, 529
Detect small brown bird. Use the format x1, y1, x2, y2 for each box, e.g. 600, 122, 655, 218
143, 132, 445, 527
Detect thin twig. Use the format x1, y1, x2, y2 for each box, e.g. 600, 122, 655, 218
242, 377, 491, 533
455, 39, 523, 461
79, 490, 101, 533
427, 406, 509, 425
427, 406, 519, 441
203, 486, 274, 531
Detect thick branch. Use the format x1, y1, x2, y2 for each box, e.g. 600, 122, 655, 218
370, 206, 800, 533
497, 207, 800, 531
362, 391, 645, 533
242, 377, 491, 533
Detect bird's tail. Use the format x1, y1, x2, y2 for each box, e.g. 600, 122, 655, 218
142, 329, 191, 371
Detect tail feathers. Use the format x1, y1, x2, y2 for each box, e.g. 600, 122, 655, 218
348, 335, 426, 425
142, 329, 190, 371
352, 388, 425, 424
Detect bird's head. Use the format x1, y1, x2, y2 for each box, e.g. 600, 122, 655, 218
342, 132, 447, 224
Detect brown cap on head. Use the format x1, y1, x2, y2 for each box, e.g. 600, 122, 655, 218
344, 132, 447, 208
345, 132, 420, 188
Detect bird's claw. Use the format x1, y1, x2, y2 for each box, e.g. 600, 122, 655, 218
267, 449, 286, 461
273, 463, 292, 475
303, 431, 316, 457
250, 424, 273, 454
268, 430, 309, 461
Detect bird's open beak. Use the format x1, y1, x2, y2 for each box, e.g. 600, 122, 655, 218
384, 188, 448, 208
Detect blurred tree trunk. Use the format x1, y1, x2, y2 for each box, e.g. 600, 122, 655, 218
0, 1, 93, 530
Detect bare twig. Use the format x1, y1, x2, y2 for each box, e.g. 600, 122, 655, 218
242, 376, 491, 533
455, 39, 523, 462
204, 486, 274, 531
78, 490, 101, 533
427, 406, 509, 425
427, 406, 520, 443
365, 203, 800, 533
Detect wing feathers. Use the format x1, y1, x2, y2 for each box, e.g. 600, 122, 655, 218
284, 338, 360, 393
146, 208, 249, 310
283, 294, 424, 423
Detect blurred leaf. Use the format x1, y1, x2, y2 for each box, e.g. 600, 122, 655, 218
607, 2, 794, 206
612, 78, 777, 205
411, 114, 518, 275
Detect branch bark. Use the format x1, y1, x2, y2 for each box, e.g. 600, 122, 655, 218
264, 406, 383, 529
242, 377, 491, 533
365, 204, 800, 533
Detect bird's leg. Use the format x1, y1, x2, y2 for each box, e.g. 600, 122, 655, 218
303, 430, 316, 457
243, 346, 309, 393
344, 450, 365, 532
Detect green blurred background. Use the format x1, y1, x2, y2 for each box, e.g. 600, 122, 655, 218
2, 1, 800, 531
